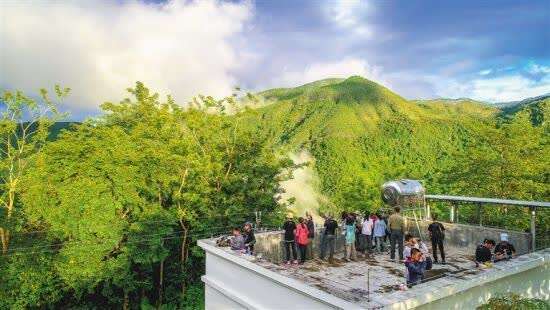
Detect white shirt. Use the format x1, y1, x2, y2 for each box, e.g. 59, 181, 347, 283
404, 241, 429, 258
361, 219, 374, 235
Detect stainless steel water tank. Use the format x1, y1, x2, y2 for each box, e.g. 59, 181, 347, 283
381, 179, 425, 207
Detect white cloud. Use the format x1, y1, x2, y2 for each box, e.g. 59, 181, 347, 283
526, 63, 550, 75
273, 57, 390, 88
324, 0, 372, 37
0, 0, 252, 113
436, 74, 550, 102
478, 69, 492, 76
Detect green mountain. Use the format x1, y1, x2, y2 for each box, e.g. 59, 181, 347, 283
242, 76, 503, 214
497, 94, 549, 126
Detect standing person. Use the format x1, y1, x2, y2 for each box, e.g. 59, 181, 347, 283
295, 217, 310, 264
283, 213, 298, 265
305, 212, 315, 259
389, 207, 405, 261
243, 222, 256, 255
344, 214, 357, 261
369, 213, 378, 247
320, 214, 338, 262
405, 248, 427, 286
361, 214, 374, 255
383, 213, 390, 243
319, 214, 327, 260
427, 215, 446, 264
356, 214, 364, 253
373, 214, 387, 253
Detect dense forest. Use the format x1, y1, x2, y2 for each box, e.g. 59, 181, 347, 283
1, 77, 548, 308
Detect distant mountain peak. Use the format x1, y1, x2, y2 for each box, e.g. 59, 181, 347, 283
258, 75, 405, 106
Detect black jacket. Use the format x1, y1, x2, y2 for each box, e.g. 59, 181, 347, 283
428, 222, 445, 240
283, 220, 296, 241
324, 219, 338, 235
307, 219, 315, 239
243, 230, 255, 246
475, 244, 492, 263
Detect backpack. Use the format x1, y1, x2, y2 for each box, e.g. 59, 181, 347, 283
296, 224, 309, 245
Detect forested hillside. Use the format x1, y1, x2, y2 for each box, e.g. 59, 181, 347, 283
242, 76, 548, 233
0, 77, 548, 308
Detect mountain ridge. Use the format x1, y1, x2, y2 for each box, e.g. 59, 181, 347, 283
241, 75, 507, 213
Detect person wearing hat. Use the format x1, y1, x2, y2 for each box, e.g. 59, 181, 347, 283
495, 233, 516, 261
283, 213, 298, 264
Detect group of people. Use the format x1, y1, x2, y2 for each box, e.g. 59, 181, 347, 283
475, 233, 516, 267
337, 207, 443, 286
230, 222, 256, 254
282, 212, 315, 264
227, 206, 518, 288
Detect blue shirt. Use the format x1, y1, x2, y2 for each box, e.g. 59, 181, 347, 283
345, 224, 355, 244
373, 220, 387, 237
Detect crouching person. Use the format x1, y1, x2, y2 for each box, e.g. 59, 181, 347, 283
230, 227, 245, 251
405, 248, 427, 286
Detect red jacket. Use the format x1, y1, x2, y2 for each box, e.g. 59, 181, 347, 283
295, 224, 310, 245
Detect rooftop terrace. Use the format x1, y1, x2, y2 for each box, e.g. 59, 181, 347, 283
199, 220, 549, 309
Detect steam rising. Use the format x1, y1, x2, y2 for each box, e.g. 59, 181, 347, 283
279, 150, 325, 220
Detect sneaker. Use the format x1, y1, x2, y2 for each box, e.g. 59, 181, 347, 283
293, 260, 299, 264
286, 261, 291, 265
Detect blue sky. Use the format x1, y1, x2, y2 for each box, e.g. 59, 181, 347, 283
1, 0, 549, 118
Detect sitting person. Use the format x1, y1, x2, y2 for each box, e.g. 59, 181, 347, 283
495, 233, 516, 260
243, 222, 256, 255
403, 234, 415, 260
405, 248, 427, 286
230, 227, 245, 251
475, 239, 495, 266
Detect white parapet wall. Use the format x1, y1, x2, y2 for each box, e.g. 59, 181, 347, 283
399, 249, 550, 309
199, 237, 549, 310
198, 239, 362, 310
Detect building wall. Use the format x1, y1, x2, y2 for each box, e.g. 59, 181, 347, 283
416, 264, 549, 310
199, 240, 362, 310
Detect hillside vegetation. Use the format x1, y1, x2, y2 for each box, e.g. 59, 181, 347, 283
0, 77, 548, 308
242, 76, 548, 232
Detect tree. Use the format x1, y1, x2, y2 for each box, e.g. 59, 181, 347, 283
4, 82, 293, 308
0, 86, 68, 254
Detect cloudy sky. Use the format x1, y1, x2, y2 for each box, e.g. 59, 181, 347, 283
1, 0, 549, 118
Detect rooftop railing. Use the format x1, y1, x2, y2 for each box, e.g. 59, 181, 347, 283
424, 195, 550, 252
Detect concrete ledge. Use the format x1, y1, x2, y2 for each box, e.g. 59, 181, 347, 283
392, 249, 550, 309
198, 240, 363, 310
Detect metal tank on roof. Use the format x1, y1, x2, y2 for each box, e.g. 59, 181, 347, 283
381, 179, 425, 207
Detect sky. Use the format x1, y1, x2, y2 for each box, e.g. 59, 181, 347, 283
1, 0, 549, 119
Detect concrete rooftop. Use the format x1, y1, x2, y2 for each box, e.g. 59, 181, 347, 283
201, 225, 549, 309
